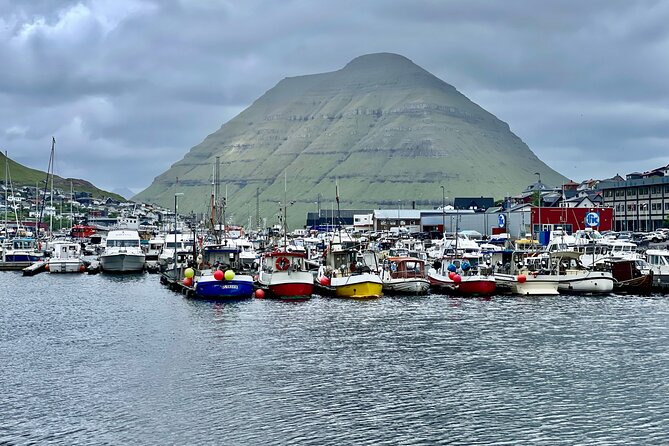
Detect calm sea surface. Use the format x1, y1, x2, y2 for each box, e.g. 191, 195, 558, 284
1, 271, 669, 445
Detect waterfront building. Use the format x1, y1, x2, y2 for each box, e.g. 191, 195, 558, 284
599, 167, 669, 231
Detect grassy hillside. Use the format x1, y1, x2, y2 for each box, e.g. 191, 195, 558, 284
135, 53, 567, 228
0, 152, 125, 201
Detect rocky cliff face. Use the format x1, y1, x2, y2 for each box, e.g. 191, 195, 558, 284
134, 53, 565, 227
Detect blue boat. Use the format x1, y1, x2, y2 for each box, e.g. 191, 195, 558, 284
192, 244, 255, 300
3, 238, 42, 262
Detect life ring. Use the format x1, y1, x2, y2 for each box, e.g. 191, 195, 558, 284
275, 256, 290, 271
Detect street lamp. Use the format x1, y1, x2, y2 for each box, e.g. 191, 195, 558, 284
535, 172, 541, 240
174, 192, 184, 280
440, 185, 445, 236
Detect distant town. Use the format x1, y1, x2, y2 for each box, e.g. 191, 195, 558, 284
2, 163, 668, 240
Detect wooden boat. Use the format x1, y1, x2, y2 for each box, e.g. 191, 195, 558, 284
606, 259, 653, 296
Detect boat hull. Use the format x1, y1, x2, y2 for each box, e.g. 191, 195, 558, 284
47, 259, 85, 273
330, 274, 383, 299
258, 270, 313, 300
194, 275, 255, 300
428, 271, 497, 296
494, 274, 559, 296
382, 278, 430, 295
4, 254, 41, 262
100, 253, 145, 272
556, 271, 615, 294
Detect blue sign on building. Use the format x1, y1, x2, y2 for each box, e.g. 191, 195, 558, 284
585, 212, 600, 227
498, 214, 506, 228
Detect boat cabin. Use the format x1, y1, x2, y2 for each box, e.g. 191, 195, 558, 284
384, 257, 427, 279
262, 252, 306, 273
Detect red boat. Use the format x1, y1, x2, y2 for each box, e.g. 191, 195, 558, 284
257, 251, 313, 300
70, 225, 97, 239
428, 257, 496, 296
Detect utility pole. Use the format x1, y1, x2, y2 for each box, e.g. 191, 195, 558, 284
255, 187, 260, 230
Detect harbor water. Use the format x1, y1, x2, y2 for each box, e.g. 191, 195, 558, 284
2, 272, 669, 445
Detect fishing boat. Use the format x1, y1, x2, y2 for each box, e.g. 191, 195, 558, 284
428, 255, 497, 296
492, 250, 559, 296
99, 229, 146, 272
380, 256, 430, 295
192, 244, 254, 300
316, 244, 383, 299
257, 251, 313, 300
46, 240, 86, 273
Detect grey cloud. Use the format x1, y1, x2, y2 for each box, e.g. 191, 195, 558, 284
1, 0, 668, 194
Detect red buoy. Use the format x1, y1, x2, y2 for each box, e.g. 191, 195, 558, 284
255, 289, 265, 299
213, 270, 224, 281
517, 274, 527, 283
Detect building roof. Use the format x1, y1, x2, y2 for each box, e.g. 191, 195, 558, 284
374, 209, 422, 219
453, 197, 494, 211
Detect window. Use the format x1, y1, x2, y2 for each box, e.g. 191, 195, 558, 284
627, 189, 636, 196
639, 187, 649, 195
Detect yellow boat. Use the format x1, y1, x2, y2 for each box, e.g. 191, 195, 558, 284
331, 276, 383, 299
316, 242, 384, 299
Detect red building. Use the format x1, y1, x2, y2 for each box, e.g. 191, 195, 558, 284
531, 207, 614, 233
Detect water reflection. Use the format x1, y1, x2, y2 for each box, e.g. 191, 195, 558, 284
1, 274, 668, 445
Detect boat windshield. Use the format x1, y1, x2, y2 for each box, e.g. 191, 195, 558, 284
107, 239, 139, 248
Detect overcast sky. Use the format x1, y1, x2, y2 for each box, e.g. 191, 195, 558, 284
2, 0, 668, 195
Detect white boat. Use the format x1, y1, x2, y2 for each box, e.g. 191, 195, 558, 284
645, 249, 669, 291
552, 252, 614, 294
158, 233, 192, 269
47, 240, 85, 273
492, 250, 559, 296
100, 230, 145, 272
380, 256, 430, 295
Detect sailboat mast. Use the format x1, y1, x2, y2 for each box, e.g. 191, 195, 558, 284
70, 180, 73, 231
49, 138, 55, 235
3, 151, 8, 239
283, 171, 288, 249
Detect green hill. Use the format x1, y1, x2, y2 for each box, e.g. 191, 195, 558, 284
135, 53, 567, 228
0, 152, 124, 201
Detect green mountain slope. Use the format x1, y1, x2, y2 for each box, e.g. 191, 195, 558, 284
135, 53, 567, 228
0, 152, 124, 201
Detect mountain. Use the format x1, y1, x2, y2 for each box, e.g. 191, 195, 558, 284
0, 152, 124, 201
112, 187, 136, 200
134, 52, 567, 227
